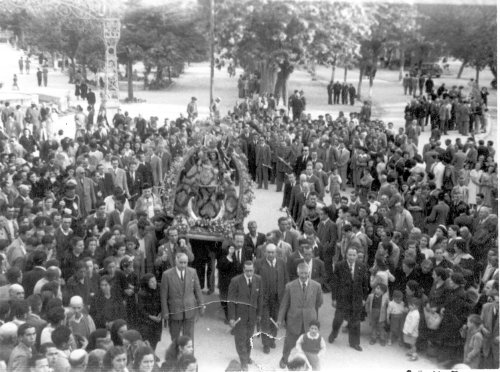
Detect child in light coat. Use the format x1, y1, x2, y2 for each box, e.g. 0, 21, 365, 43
460, 314, 484, 368
403, 297, 421, 361
386, 290, 406, 346
365, 283, 389, 346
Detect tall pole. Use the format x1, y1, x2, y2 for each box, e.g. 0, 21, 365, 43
209, 0, 215, 110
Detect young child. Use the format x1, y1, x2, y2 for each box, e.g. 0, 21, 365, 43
460, 314, 484, 368
295, 320, 326, 371
366, 283, 389, 346
403, 297, 421, 361
386, 290, 406, 346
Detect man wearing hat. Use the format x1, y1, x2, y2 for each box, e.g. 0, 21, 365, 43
187, 97, 198, 121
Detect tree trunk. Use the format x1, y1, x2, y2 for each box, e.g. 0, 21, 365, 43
488, 60, 497, 78
156, 64, 163, 84
399, 48, 405, 81
457, 60, 467, 78
82, 63, 87, 80
259, 60, 277, 96
330, 57, 337, 81
144, 65, 151, 90
369, 73, 374, 98
343, 66, 348, 82
127, 59, 133, 101
310, 60, 317, 81
357, 66, 364, 99
69, 58, 76, 84
475, 66, 480, 83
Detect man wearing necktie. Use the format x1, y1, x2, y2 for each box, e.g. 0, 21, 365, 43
277, 262, 323, 368
161, 252, 205, 342
228, 261, 262, 371
329, 247, 369, 351
255, 243, 288, 354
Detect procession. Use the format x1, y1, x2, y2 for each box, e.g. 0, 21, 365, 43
0, 0, 497, 372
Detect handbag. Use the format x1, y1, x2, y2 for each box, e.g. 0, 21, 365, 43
423, 306, 443, 330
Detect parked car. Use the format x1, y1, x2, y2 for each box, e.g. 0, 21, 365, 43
410, 63, 443, 78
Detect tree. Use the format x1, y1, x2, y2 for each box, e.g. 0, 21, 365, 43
355, 3, 418, 98
215, 0, 373, 105
118, 4, 207, 92
305, 3, 372, 84
418, 4, 497, 79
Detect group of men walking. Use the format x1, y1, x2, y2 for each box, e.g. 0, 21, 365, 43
327, 81, 356, 106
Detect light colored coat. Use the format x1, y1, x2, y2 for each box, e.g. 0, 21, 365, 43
278, 278, 323, 335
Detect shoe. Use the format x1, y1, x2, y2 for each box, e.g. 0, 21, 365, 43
350, 345, 363, 351
369, 339, 376, 345
248, 358, 253, 365
380, 340, 386, 347
328, 332, 335, 343
264, 346, 270, 354
408, 355, 418, 361
279, 358, 287, 369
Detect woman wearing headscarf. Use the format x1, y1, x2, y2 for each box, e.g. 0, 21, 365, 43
137, 273, 162, 350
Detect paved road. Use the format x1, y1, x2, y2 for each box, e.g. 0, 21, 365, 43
1, 42, 496, 370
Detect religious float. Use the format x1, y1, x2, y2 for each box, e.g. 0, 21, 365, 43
162, 122, 255, 244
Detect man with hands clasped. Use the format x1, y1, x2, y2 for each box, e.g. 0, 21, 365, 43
329, 247, 369, 351
228, 261, 262, 371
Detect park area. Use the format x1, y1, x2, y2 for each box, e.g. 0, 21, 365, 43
0, 1, 497, 372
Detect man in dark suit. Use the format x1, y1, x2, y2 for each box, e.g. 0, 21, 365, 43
255, 137, 272, 189
317, 206, 337, 289
289, 174, 308, 223
246, 133, 258, 182
278, 217, 300, 253
329, 247, 369, 351
254, 243, 288, 354
228, 261, 262, 371
126, 161, 143, 208
22, 250, 47, 297
281, 173, 296, 212
275, 139, 294, 192
277, 262, 323, 368
161, 252, 205, 342
299, 245, 327, 291
136, 152, 154, 187
86, 89, 96, 108
105, 194, 136, 230
333, 81, 341, 104
243, 221, 266, 261
302, 163, 322, 196
293, 147, 311, 177
94, 164, 114, 200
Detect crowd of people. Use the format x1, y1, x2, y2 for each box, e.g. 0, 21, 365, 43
0, 63, 496, 372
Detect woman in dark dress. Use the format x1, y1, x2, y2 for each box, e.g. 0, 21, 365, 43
90, 275, 127, 329
137, 273, 162, 350
120, 257, 139, 328
216, 244, 240, 323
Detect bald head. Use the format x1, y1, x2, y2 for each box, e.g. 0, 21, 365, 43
265, 243, 277, 261
9, 284, 24, 300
